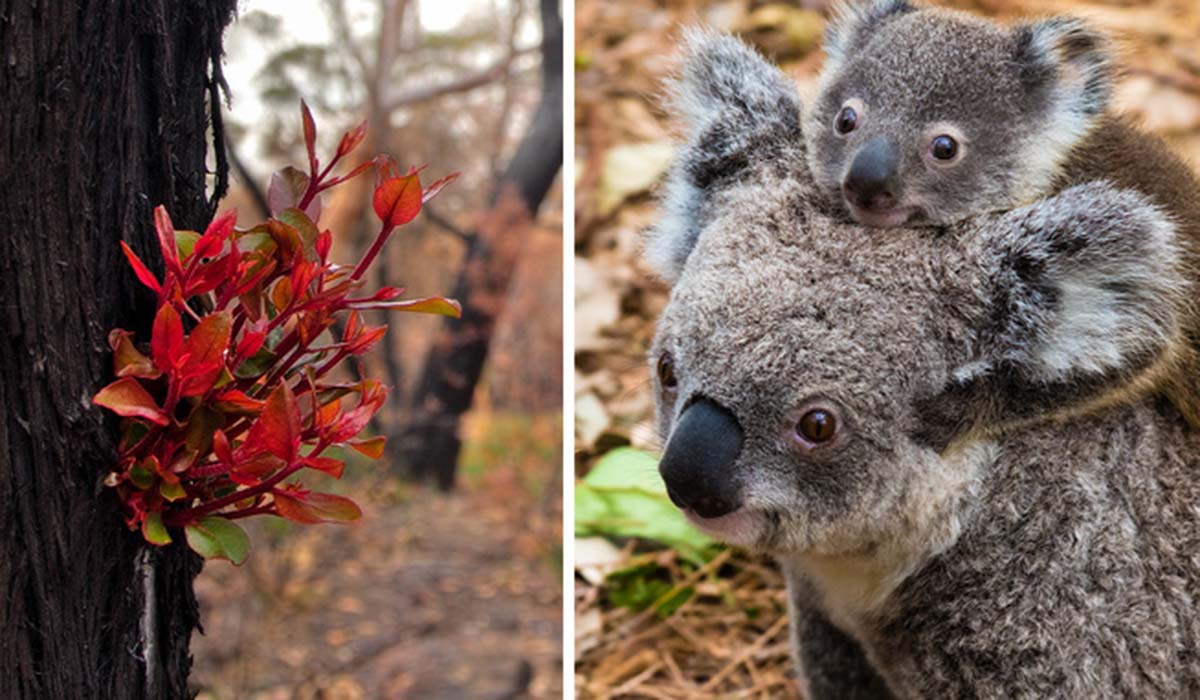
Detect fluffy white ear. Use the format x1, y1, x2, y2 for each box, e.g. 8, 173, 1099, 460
1007, 17, 1113, 198
646, 30, 805, 284
1012, 16, 1112, 124
917, 182, 1186, 448
972, 182, 1182, 384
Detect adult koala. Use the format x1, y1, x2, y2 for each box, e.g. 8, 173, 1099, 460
646, 31, 1200, 699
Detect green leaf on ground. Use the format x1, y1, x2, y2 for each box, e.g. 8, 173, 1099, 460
605, 560, 695, 618
575, 447, 717, 561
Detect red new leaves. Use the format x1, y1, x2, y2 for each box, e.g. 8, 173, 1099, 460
352, 160, 461, 282
123, 207, 241, 304
246, 383, 301, 464
92, 104, 462, 564
94, 378, 170, 426
373, 169, 423, 227
274, 487, 362, 524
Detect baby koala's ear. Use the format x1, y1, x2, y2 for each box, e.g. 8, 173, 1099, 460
917, 182, 1186, 448
671, 28, 802, 135
646, 30, 804, 283
1012, 16, 1113, 129
823, 0, 915, 74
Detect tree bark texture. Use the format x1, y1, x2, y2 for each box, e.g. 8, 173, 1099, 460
0, 2, 235, 698
394, 0, 563, 489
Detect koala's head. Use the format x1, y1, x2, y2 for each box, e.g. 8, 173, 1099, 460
807, 0, 1112, 228
646, 33, 1181, 558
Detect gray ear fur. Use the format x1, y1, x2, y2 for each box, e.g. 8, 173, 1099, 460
918, 182, 1185, 448
822, 0, 915, 75
646, 29, 805, 283
669, 28, 803, 133
1012, 16, 1113, 131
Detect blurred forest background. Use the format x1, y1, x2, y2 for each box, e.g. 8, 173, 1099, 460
573, 0, 1200, 697
190, 0, 562, 698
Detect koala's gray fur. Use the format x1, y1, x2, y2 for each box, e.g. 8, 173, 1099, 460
645, 28, 808, 278
646, 31, 1200, 698
806, 0, 1200, 426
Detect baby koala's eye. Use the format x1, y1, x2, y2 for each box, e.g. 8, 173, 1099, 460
834, 106, 858, 135
796, 407, 838, 445
657, 352, 678, 391
931, 134, 958, 160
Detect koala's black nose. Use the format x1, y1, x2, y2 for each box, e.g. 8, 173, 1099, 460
658, 398, 744, 519
843, 137, 899, 209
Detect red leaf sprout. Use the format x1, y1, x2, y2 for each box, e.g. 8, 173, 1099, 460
91, 105, 461, 562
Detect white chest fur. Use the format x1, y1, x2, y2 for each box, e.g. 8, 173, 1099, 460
782, 440, 997, 623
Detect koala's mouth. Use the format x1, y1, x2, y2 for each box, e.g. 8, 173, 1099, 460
682, 508, 765, 549
845, 201, 919, 228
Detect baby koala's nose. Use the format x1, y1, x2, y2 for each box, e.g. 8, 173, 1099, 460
658, 398, 744, 519
843, 136, 899, 209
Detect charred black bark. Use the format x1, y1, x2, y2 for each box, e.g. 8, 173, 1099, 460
394, 0, 563, 490
0, 2, 235, 698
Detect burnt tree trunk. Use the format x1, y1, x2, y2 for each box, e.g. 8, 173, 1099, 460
394, 0, 563, 490
0, 2, 235, 698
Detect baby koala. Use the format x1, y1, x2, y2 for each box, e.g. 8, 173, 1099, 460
806, 0, 1200, 424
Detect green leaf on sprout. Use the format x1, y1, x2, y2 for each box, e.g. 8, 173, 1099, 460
235, 229, 278, 256
234, 346, 277, 379
142, 512, 172, 546
129, 458, 156, 490
185, 516, 250, 565
276, 208, 321, 262
315, 385, 357, 405
174, 230, 201, 261
212, 366, 235, 391
185, 406, 224, 456
160, 478, 186, 502
119, 420, 152, 453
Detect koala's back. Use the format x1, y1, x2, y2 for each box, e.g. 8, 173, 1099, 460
1062, 117, 1200, 242
858, 402, 1200, 697
1062, 118, 1200, 424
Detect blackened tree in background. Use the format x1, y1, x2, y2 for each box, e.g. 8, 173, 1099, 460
0, 2, 235, 697
395, 0, 563, 489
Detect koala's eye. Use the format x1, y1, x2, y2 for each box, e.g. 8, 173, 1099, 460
657, 353, 678, 391
931, 135, 958, 160
797, 408, 838, 445
834, 106, 858, 135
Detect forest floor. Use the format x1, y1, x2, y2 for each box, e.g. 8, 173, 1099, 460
574, 0, 1200, 697
190, 411, 563, 700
